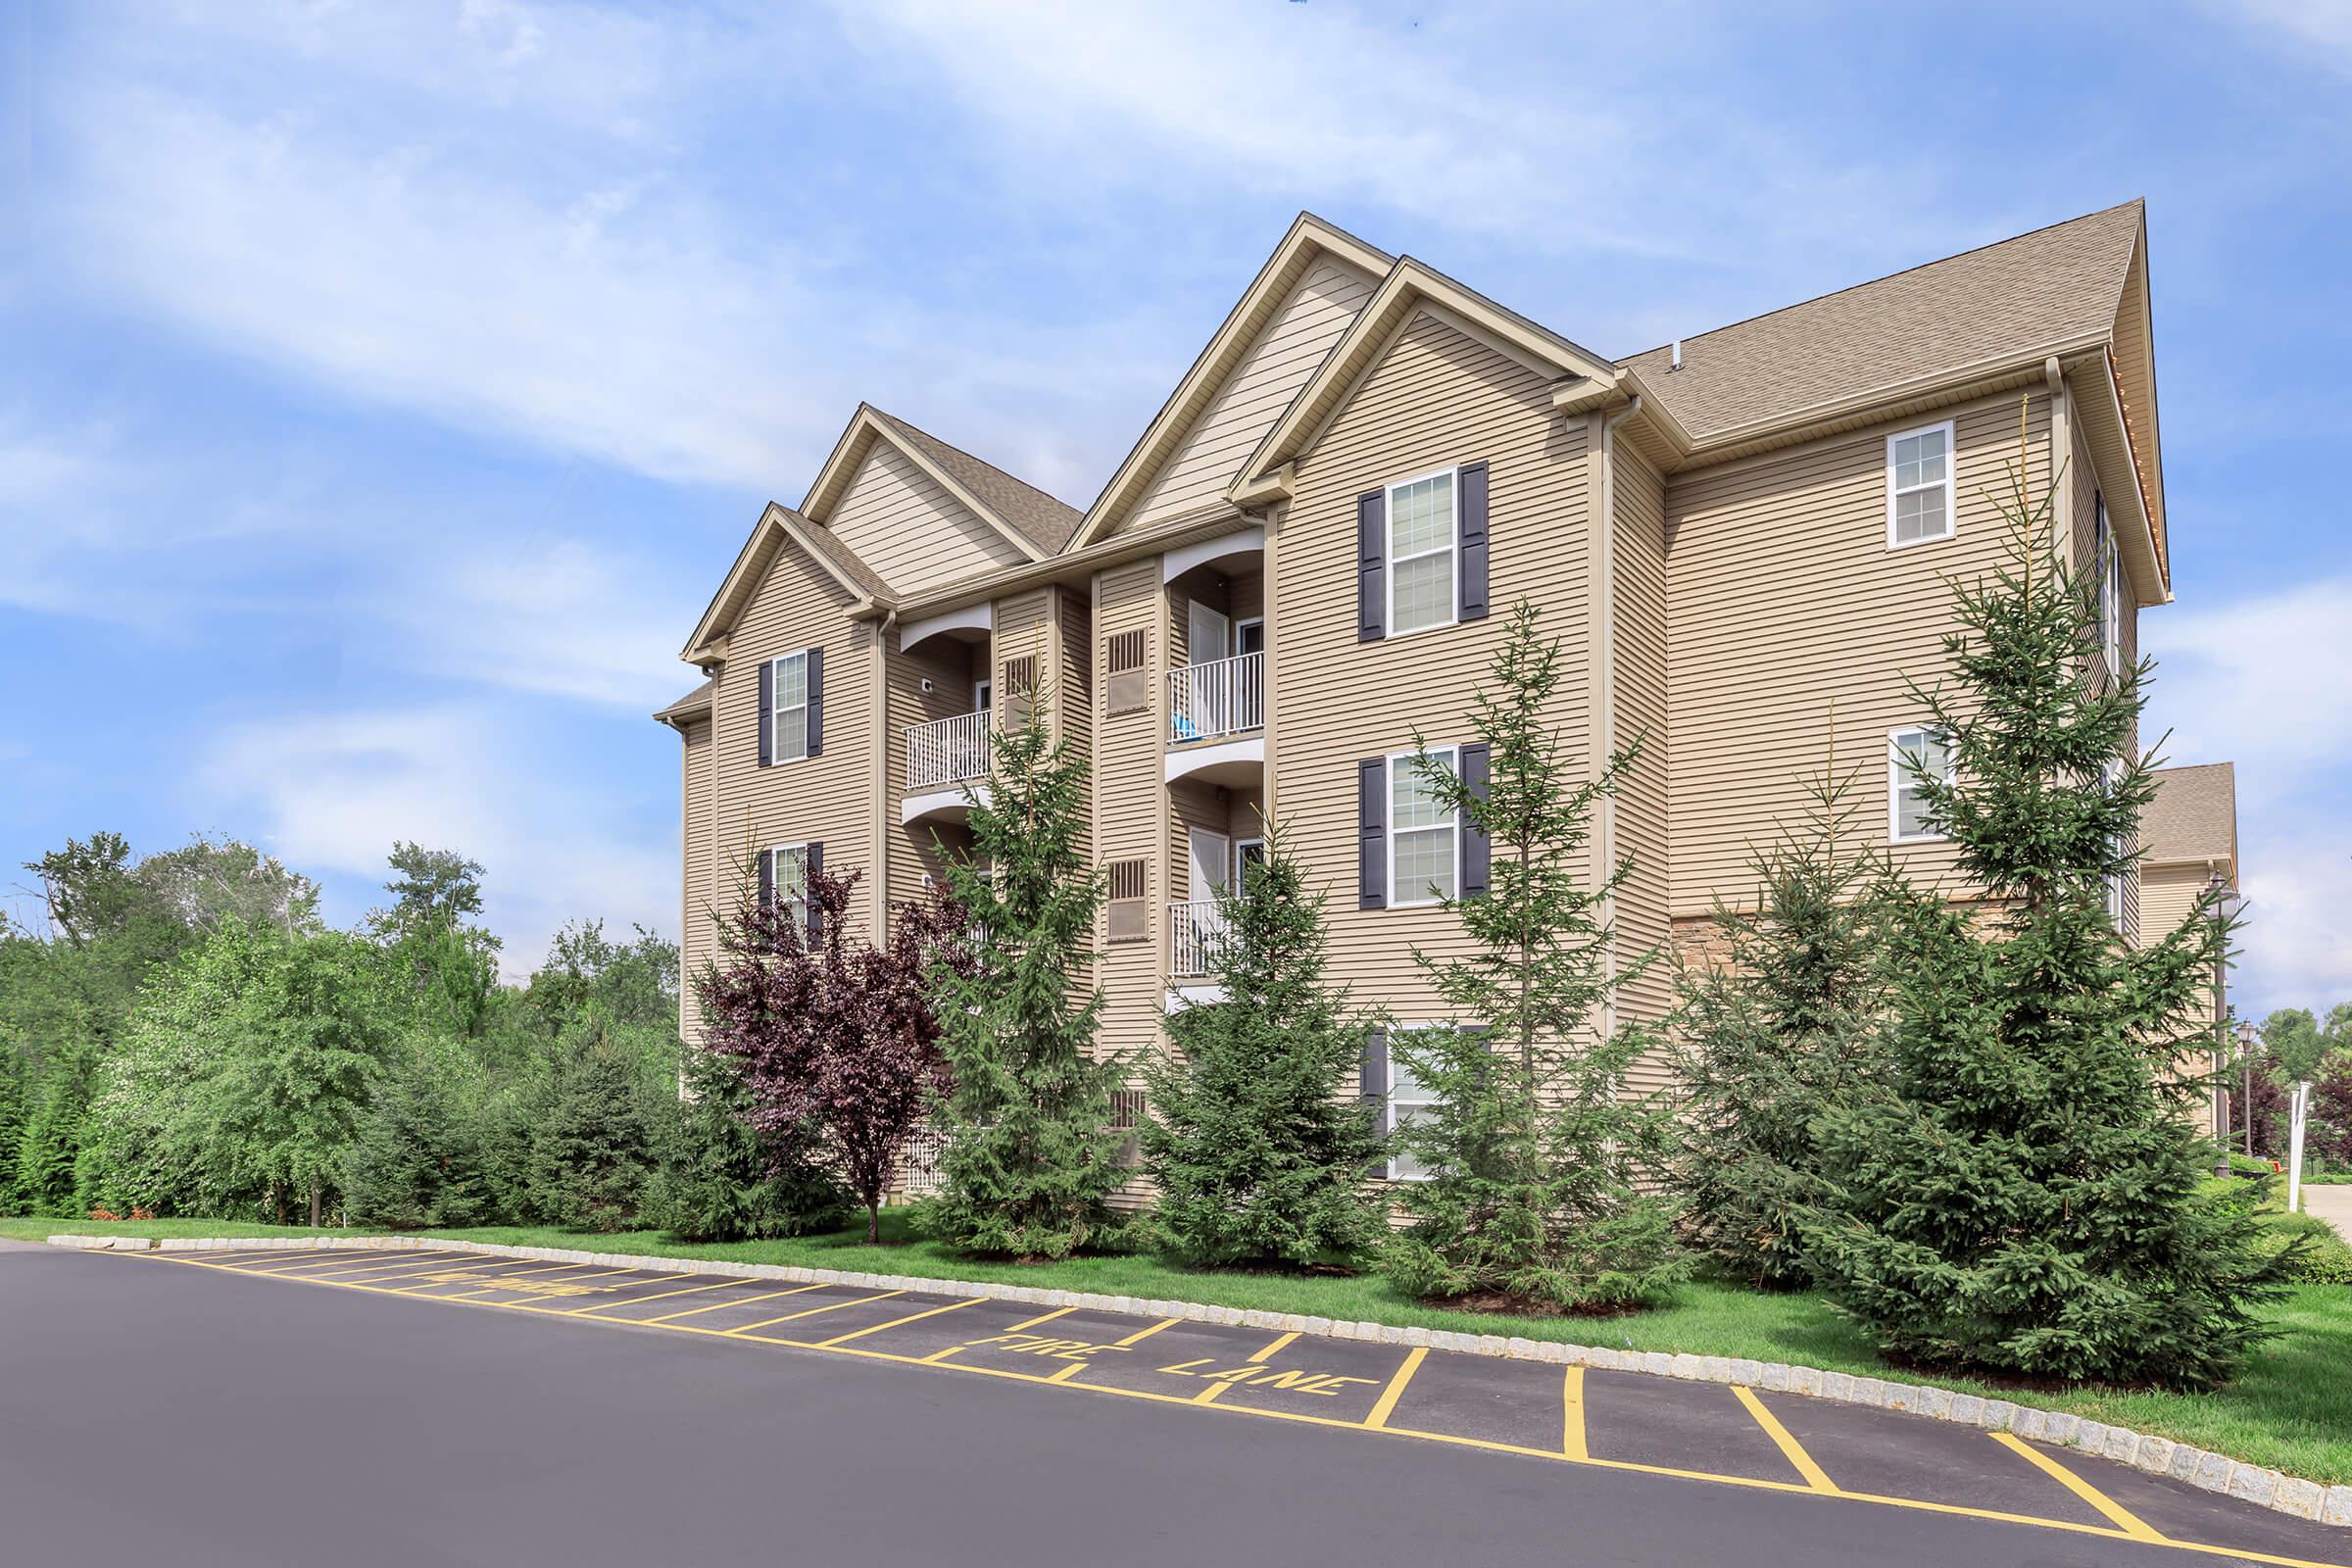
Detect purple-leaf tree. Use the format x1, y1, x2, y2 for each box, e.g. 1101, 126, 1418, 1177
697, 862, 969, 1244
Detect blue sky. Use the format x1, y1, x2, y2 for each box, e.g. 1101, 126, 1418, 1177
3, 1, 2347, 1011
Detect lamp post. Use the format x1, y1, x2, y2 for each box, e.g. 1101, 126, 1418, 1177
2237, 1018, 2259, 1159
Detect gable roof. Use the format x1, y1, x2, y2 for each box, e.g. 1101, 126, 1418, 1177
866, 407, 1083, 554
1068, 213, 1394, 550
1620, 201, 2145, 445
2142, 762, 2237, 868
1236, 253, 1619, 496
681, 502, 889, 662
800, 404, 1054, 573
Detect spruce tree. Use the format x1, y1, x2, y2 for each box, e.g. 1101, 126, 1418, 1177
344, 1037, 496, 1229
921, 680, 1126, 1258
1383, 601, 1686, 1311
1667, 757, 1895, 1288
1807, 416, 2289, 1388
526, 1030, 658, 1232
1140, 822, 1387, 1269
643, 1040, 848, 1243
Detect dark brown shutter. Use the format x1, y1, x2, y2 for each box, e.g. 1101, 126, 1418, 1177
805, 842, 824, 943
1458, 460, 1490, 621
1357, 488, 1386, 643
806, 647, 824, 757
1358, 757, 1387, 908
758, 847, 773, 909
1460, 742, 1491, 899
757, 660, 773, 767
1360, 1027, 1388, 1103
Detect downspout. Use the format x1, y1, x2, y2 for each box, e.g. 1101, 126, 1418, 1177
1591, 394, 1642, 1041
872, 607, 898, 937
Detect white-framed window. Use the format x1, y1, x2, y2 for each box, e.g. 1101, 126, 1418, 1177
1387, 466, 1459, 636
771, 652, 810, 761
1384, 1031, 1442, 1182
1886, 420, 1955, 548
1888, 727, 1953, 843
2100, 760, 2126, 923
1389, 746, 1459, 906
2093, 492, 2121, 679
768, 843, 809, 926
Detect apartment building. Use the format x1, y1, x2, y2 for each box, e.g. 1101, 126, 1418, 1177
659, 199, 2225, 1123
2141, 763, 2241, 1135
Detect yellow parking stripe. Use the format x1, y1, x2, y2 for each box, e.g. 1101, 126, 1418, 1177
1113, 1316, 1181, 1348
531, 1277, 745, 1317
1993, 1432, 2166, 1543
648, 1283, 827, 1324
1003, 1304, 1078, 1335
724, 1290, 904, 1335
103, 1250, 2337, 1568
1560, 1364, 1589, 1459
1733, 1385, 1838, 1494
441, 1265, 677, 1301
813, 1295, 989, 1348
267, 1254, 501, 1282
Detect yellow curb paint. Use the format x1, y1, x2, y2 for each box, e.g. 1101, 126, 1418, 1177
1993, 1432, 2166, 1543
647, 1283, 828, 1324
103, 1250, 2341, 1568
813, 1295, 990, 1348
1113, 1316, 1181, 1348
1733, 1386, 1838, 1494
724, 1290, 904, 1335
1549, 1364, 1585, 1460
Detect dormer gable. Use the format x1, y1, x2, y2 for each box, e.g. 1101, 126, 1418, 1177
801, 406, 1066, 594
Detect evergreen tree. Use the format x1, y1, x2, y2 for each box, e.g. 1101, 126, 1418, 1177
526, 1030, 658, 1232
15, 1041, 91, 1215
1808, 417, 2289, 1388
344, 1037, 497, 1229
921, 680, 1126, 1258
1140, 822, 1387, 1269
1667, 759, 1895, 1288
0, 1048, 22, 1206
1383, 601, 1686, 1311
643, 1040, 848, 1243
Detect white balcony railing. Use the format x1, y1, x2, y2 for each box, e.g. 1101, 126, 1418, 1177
1167, 899, 1230, 978
1168, 651, 1265, 746
906, 710, 992, 791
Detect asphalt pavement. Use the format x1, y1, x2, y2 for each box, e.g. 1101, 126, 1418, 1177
1, 1240, 2342, 1568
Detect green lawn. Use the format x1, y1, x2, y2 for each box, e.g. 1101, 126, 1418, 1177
11, 1209, 2346, 1486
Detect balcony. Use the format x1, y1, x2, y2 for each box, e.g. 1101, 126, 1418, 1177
903, 710, 991, 825
1167, 899, 1230, 979
1165, 652, 1265, 787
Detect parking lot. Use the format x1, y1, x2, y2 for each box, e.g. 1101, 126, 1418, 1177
37, 1242, 2339, 1568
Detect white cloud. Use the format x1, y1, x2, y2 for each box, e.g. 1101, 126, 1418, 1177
2146, 577, 2352, 1011
2211, 0, 2352, 74
60, 85, 832, 491
199, 703, 673, 977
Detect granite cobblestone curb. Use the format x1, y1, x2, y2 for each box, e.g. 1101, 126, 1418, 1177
53, 1232, 2352, 1531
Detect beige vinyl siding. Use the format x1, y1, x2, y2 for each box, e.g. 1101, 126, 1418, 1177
1094, 558, 1165, 1063
826, 438, 1028, 592
1275, 310, 1592, 1026
1052, 584, 1094, 862
2141, 860, 2229, 1135
1609, 438, 1673, 1047
680, 717, 713, 1043
1120, 256, 1379, 534
1666, 391, 2053, 913
884, 629, 982, 901
712, 538, 877, 941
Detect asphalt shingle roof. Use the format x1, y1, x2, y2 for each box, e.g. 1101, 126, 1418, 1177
1621, 201, 2145, 443
868, 408, 1084, 555
2142, 761, 2236, 864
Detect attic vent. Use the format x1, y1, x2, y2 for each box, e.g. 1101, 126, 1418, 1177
1109, 1087, 1149, 1167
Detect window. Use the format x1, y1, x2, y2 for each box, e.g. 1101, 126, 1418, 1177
2093, 493, 2121, 679
1888, 727, 1952, 843
770, 652, 809, 761
1886, 421, 1955, 548
1390, 747, 1458, 905
1387, 468, 1458, 635
1385, 1035, 1440, 1182
2101, 760, 2126, 922
768, 844, 809, 926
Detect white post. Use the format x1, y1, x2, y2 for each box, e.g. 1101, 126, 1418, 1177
2287, 1082, 2311, 1214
